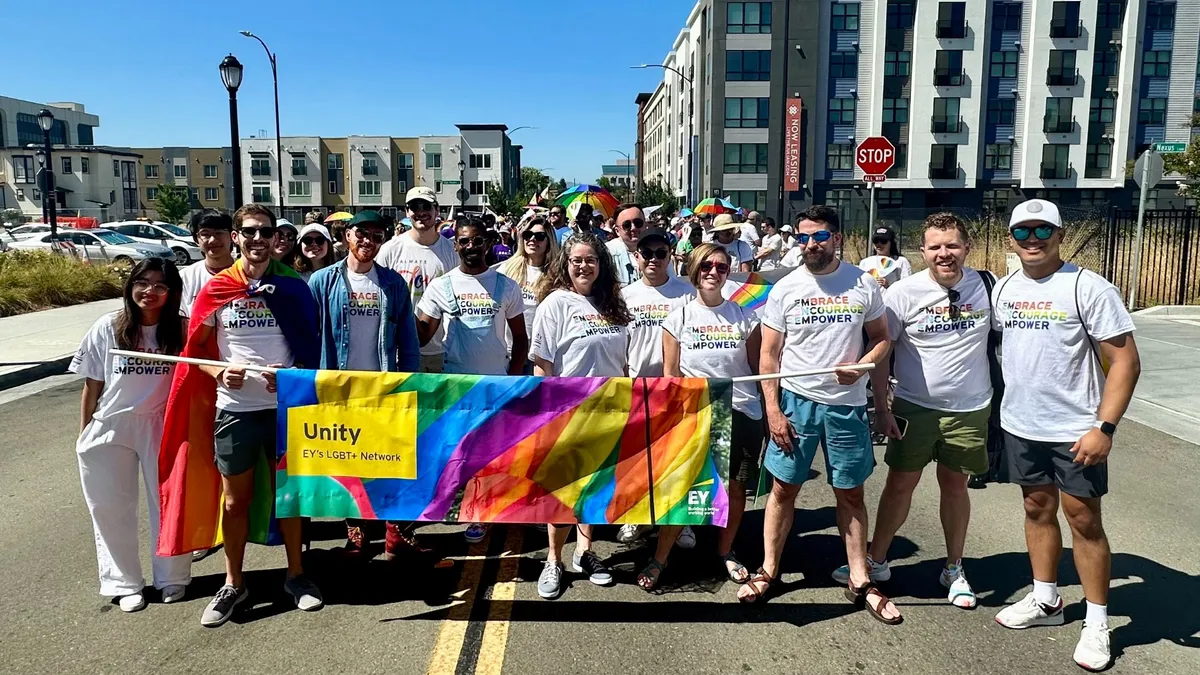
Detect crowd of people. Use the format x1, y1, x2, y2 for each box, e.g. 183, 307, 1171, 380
68, 187, 1140, 671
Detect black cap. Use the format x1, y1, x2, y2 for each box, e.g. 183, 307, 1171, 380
872, 226, 896, 241
637, 227, 671, 248
349, 210, 387, 229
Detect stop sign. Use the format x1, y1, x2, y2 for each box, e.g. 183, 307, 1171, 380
856, 137, 896, 176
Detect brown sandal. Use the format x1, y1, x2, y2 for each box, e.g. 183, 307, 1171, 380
846, 581, 902, 625
737, 567, 775, 604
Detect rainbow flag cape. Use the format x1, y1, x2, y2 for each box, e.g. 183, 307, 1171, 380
156, 259, 318, 556
274, 370, 733, 526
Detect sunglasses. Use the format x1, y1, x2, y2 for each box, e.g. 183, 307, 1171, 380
797, 230, 834, 245
1011, 224, 1057, 242
301, 236, 327, 246
457, 235, 487, 248
638, 247, 669, 260
522, 231, 548, 242
549, 211, 566, 218
947, 288, 962, 320
351, 227, 387, 243
237, 226, 277, 240
619, 218, 645, 232
407, 201, 434, 212
699, 260, 731, 275
279, 230, 297, 240
132, 280, 171, 294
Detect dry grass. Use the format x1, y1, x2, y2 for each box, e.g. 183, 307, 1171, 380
0, 251, 124, 317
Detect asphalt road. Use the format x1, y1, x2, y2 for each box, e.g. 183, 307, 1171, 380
1, 380, 1198, 675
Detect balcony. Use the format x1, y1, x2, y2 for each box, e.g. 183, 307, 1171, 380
1046, 68, 1080, 86
929, 164, 958, 179
250, 166, 271, 178
1050, 19, 1083, 38
933, 68, 966, 86
1043, 115, 1075, 133
936, 18, 968, 39
931, 114, 964, 133
1040, 162, 1072, 179
362, 165, 379, 176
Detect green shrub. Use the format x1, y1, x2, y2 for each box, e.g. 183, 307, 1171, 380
0, 250, 124, 317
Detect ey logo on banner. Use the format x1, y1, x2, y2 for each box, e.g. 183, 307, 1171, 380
286, 392, 419, 479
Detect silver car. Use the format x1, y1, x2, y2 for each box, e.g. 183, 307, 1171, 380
10, 228, 176, 265
102, 221, 202, 266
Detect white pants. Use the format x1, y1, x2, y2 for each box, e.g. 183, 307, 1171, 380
76, 413, 191, 596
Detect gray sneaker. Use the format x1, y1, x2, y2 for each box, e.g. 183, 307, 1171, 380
537, 561, 564, 600
284, 575, 324, 611
572, 550, 614, 586
200, 584, 248, 627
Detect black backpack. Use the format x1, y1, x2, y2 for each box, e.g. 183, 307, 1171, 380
976, 269, 1006, 484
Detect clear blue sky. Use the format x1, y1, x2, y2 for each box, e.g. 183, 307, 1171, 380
7, 0, 693, 186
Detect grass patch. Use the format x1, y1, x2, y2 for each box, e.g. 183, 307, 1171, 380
0, 250, 124, 317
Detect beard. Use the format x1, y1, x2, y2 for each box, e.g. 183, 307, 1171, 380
803, 247, 835, 272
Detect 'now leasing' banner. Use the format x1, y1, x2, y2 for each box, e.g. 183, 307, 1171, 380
274, 370, 733, 526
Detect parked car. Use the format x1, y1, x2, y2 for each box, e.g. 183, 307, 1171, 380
2, 224, 53, 241
9, 228, 175, 265
101, 220, 201, 265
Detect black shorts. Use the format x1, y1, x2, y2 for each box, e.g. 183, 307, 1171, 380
1000, 430, 1108, 499
214, 408, 277, 477
730, 410, 764, 486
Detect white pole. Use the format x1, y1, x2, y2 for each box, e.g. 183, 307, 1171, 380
1127, 155, 1151, 310
731, 363, 874, 383
867, 181, 877, 250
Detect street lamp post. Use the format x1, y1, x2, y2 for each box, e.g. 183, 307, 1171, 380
220, 55, 245, 208
632, 64, 693, 205
36, 109, 58, 238
241, 31, 284, 215
457, 159, 467, 209
608, 149, 633, 201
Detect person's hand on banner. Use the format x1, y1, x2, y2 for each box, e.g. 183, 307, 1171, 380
263, 364, 282, 393
220, 366, 247, 390
834, 362, 868, 385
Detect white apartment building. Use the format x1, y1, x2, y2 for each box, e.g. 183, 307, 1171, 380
349, 136, 394, 208
416, 135, 463, 211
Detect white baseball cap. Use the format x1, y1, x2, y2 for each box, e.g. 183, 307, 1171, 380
298, 223, 332, 242
1009, 199, 1063, 230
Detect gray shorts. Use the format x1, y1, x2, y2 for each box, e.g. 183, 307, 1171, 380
1000, 430, 1108, 499
214, 408, 277, 477
421, 353, 444, 374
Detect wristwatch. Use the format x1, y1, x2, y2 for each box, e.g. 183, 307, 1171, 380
1094, 420, 1118, 437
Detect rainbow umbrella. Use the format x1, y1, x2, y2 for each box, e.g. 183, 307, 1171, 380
324, 211, 353, 223
679, 207, 694, 217
693, 198, 735, 216
555, 184, 620, 218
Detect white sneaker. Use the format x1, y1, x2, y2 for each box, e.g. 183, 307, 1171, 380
1073, 621, 1112, 672
995, 591, 1065, 629
161, 585, 187, 604
675, 526, 696, 550
831, 557, 891, 585
118, 593, 146, 613
617, 524, 648, 543
940, 565, 977, 609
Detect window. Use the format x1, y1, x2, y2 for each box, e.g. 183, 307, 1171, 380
61, 157, 72, 174
204, 187, 219, 201
1146, 2, 1175, 30
203, 164, 218, 179
726, 50, 771, 81
985, 144, 1014, 170
362, 156, 379, 176
934, 50, 964, 85
468, 153, 492, 169
832, 2, 859, 30
983, 188, 1010, 213
990, 51, 1019, 77
146, 187, 158, 200
1045, 97, 1074, 132
1195, 97, 1200, 115
190, 188, 199, 202
727, 2, 771, 33
886, 1, 914, 29
291, 156, 307, 176
77, 124, 94, 145
886, 142, 908, 177
831, 52, 858, 78
725, 98, 770, 128
829, 98, 856, 124
399, 153, 414, 169
1097, 1, 1124, 29
173, 163, 187, 178
81, 158, 89, 174
434, 180, 443, 193
1080, 190, 1108, 207
426, 152, 442, 169
114, 160, 120, 177
877, 190, 903, 208
993, 2, 1021, 30
825, 189, 853, 213
327, 153, 344, 194
469, 180, 486, 195
725, 190, 767, 212
1041, 144, 1070, 178
826, 143, 854, 170
1139, 98, 1167, 124
1047, 50, 1078, 85
1093, 49, 1119, 76
932, 98, 961, 132
250, 155, 270, 177
1086, 143, 1112, 175
1142, 51, 1171, 77
937, 2, 968, 39
252, 186, 272, 203
883, 98, 909, 123
359, 180, 382, 196
145, 164, 159, 179
11, 155, 32, 184
884, 51, 911, 77
724, 143, 769, 173
929, 145, 958, 178
987, 98, 1016, 124
16, 113, 41, 147
288, 181, 312, 197
1090, 97, 1116, 123
1050, 1, 1082, 37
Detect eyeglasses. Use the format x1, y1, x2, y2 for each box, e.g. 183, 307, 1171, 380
300, 236, 327, 246
1011, 224, 1057, 242
638, 247, 669, 260
549, 211, 566, 218
350, 227, 387, 243
132, 280, 171, 294
237, 226, 277, 240
457, 235, 488, 248
406, 200, 434, 212
619, 218, 645, 232
699, 260, 731, 275
947, 288, 962, 320
522, 231, 548, 242
568, 256, 599, 267
279, 230, 297, 241
797, 230, 834, 245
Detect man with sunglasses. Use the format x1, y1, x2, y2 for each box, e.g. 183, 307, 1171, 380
181, 209, 236, 319
709, 214, 754, 272
548, 204, 569, 240
990, 199, 1140, 671
607, 203, 649, 286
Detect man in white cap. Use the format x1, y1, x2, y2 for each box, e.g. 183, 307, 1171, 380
990, 198, 1141, 672
709, 214, 754, 272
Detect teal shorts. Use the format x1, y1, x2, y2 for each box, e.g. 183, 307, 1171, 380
764, 390, 874, 489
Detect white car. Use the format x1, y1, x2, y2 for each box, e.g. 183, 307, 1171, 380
2, 224, 53, 241
10, 228, 176, 265
102, 220, 202, 265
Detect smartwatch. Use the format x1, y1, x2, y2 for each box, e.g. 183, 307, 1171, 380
1094, 420, 1118, 437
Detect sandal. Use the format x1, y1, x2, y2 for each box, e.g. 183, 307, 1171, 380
845, 581, 903, 625
720, 551, 750, 584
637, 559, 667, 591
737, 567, 775, 604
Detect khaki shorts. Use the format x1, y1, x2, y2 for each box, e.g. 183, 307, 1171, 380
884, 397, 989, 475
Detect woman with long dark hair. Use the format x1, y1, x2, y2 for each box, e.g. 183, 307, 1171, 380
69, 258, 191, 613
293, 223, 336, 280
499, 216, 561, 374
858, 226, 913, 289
528, 231, 632, 600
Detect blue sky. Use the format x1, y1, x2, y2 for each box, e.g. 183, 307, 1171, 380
7, 0, 692, 186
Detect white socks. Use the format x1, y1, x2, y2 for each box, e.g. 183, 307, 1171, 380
1032, 579, 1060, 605
1085, 601, 1109, 628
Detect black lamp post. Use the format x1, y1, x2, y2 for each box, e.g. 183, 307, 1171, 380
457, 158, 467, 209
220, 54, 245, 208
37, 109, 58, 237
241, 31, 283, 215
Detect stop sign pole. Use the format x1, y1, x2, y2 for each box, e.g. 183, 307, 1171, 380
856, 137, 896, 235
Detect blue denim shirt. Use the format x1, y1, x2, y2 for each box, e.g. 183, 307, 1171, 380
308, 260, 420, 372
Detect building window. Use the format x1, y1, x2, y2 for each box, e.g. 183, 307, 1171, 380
1139, 98, 1168, 124
932, 98, 961, 132
190, 188, 199, 202
114, 160, 120, 177
362, 156, 379, 176
77, 124, 94, 145
399, 153, 414, 169
885, 142, 908, 177
61, 157, 72, 174
877, 190, 903, 208
985, 144, 1013, 169
727, 2, 772, 34
288, 181, 312, 197
1047, 50, 1078, 85
468, 153, 492, 169
1041, 144, 1071, 179
726, 50, 771, 81
469, 180, 486, 195
1086, 143, 1112, 175
434, 180, 443, 193
145, 164, 159, 179
200, 164, 216, 179
1145, 2, 1175, 30
724, 143, 769, 173
831, 2, 860, 30
81, 158, 89, 174
1093, 49, 1119, 76
725, 97, 770, 128
359, 180, 382, 196
1097, 1, 1125, 29
987, 98, 1016, 125
829, 98, 856, 124
831, 52, 858, 78
146, 187, 158, 200
426, 152, 442, 169
826, 189, 853, 213
883, 98, 909, 123
725, 190, 767, 212
1194, 97, 1200, 115
250, 155, 270, 177
1080, 190, 1108, 207
929, 145, 958, 178
252, 186, 272, 203
1142, 50, 1172, 77
173, 163, 187, 178
1050, 1, 1082, 37
989, 51, 1019, 77
826, 143, 854, 170
993, 2, 1021, 30
204, 187, 219, 201
884, 51, 911, 77
937, 2, 968, 39
291, 156, 307, 176
16, 113, 41, 147
327, 153, 344, 194
1044, 97, 1074, 132
934, 50, 964, 85
1090, 97, 1116, 123
982, 188, 1010, 213
12, 156, 34, 184
886, 1, 914, 29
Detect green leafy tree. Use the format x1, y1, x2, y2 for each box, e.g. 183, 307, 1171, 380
154, 184, 192, 225
485, 183, 523, 219
636, 179, 679, 215
1160, 116, 1200, 200
597, 176, 632, 204
2, 208, 26, 225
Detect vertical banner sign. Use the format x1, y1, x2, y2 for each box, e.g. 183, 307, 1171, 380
784, 98, 803, 191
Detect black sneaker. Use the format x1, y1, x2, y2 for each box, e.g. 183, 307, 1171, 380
571, 550, 614, 586
200, 584, 248, 627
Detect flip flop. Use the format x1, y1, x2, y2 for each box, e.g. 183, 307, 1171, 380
846, 581, 903, 625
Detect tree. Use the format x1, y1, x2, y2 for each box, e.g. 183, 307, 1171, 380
1, 208, 25, 225
485, 183, 522, 219
636, 179, 679, 216
154, 184, 191, 225
597, 176, 632, 204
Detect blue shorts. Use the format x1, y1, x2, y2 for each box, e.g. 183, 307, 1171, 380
764, 390, 874, 490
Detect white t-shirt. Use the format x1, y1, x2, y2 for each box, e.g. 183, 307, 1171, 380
740, 223, 761, 247
418, 268, 524, 375
758, 233, 783, 271
859, 255, 913, 289
377, 231, 459, 355
499, 262, 543, 352
663, 299, 762, 419
992, 264, 1135, 443
530, 289, 629, 377
621, 277, 694, 377
781, 246, 804, 268
70, 312, 176, 421
202, 284, 294, 412
885, 269, 992, 413
180, 262, 220, 318
346, 266, 383, 372
717, 238, 753, 270
606, 238, 641, 287
761, 263, 885, 406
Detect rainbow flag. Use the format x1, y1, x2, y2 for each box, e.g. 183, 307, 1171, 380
156, 259, 318, 556
274, 370, 733, 526
723, 267, 795, 314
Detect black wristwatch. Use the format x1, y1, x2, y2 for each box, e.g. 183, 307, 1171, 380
1096, 421, 1118, 437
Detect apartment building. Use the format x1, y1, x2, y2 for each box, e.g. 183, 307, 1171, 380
133, 146, 237, 218
600, 158, 636, 188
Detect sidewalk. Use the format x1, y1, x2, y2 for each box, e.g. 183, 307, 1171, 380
1124, 314, 1200, 443
0, 299, 122, 390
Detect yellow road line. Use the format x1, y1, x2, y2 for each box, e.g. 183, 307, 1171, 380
474, 527, 523, 675
426, 538, 490, 675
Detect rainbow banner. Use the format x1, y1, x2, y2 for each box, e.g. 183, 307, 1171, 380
723, 267, 796, 315
274, 370, 733, 526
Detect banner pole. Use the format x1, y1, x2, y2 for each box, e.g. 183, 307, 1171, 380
109, 350, 277, 374
640, 378, 657, 526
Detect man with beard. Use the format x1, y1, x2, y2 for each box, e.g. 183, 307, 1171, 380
742, 205, 898, 625
181, 209, 235, 318
547, 204, 569, 240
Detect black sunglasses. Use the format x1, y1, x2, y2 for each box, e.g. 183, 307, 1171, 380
300, 236, 327, 246
237, 226, 277, 240
619, 218, 645, 232
457, 235, 487, 248
638, 247, 669, 260
522, 231, 548, 242
407, 200, 434, 212
699, 260, 731, 275
351, 227, 387, 243
947, 288, 962, 320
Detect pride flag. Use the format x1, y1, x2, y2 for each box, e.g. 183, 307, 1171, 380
274, 370, 733, 527
723, 267, 796, 316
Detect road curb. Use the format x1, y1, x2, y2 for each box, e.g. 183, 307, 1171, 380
0, 355, 74, 392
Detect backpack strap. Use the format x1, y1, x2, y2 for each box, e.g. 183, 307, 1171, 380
442, 275, 460, 317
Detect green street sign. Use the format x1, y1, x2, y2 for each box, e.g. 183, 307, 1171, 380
1153, 142, 1187, 153
443, 179, 461, 185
